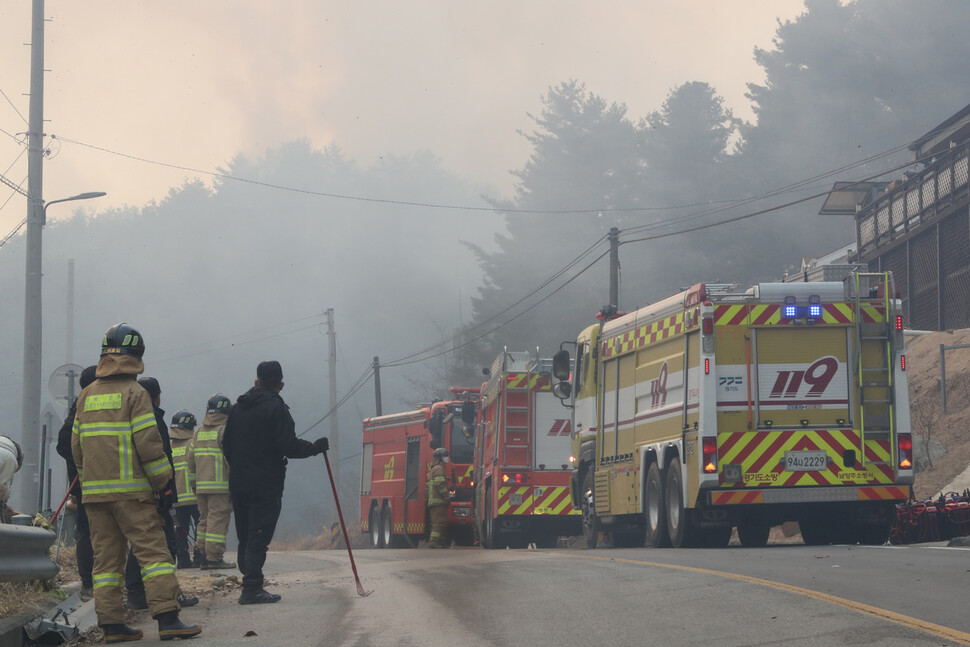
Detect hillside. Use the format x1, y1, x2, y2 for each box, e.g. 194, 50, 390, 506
906, 328, 970, 499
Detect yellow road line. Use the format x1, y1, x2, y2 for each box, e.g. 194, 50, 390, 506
561, 552, 970, 646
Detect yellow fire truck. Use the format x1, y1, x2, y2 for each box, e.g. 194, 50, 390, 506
551, 272, 913, 548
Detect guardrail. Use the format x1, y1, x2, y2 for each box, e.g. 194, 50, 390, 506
0, 524, 59, 582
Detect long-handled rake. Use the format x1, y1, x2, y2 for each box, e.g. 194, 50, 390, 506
322, 451, 371, 597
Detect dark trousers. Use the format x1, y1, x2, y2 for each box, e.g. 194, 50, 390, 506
75, 501, 94, 589
125, 508, 177, 594
231, 490, 282, 592
173, 505, 200, 565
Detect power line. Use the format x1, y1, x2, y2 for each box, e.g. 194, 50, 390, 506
0, 87, 28, 127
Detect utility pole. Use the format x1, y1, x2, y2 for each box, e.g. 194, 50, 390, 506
608, 227, 620, 309
373, 357, 383, 417
66, 259, 74, 363
20, 0, 45, 514
325, 308, 338, 484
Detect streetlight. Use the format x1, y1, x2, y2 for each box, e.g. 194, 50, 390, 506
20, 190, 106, 513
42, 192, 107, 225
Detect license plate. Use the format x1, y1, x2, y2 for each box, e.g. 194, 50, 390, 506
785, 450, 827, 471
509, 493, 523, 505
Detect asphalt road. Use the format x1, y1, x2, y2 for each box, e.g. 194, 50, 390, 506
105, 541, 970, 646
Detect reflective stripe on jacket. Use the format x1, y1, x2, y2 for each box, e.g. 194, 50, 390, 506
71, 357, 172, 502
188, 412, 229, 493
170, 437, 196, 505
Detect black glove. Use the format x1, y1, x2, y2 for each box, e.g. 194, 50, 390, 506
312, 437, 329, 455
157, 487, 177, 513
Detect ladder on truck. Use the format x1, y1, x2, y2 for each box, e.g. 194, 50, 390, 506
498, 350, 534, 468
852, 271, 897, 469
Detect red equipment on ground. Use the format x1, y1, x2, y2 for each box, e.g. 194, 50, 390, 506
890, 490, 970, 544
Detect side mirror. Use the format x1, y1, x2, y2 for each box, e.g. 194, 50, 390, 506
553, 381, 572, 400
460, 403, 477, 425
552, 350, 571, 381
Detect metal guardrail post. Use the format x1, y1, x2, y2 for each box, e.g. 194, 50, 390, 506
939, 342, 970, 414
0, 524, 59, 582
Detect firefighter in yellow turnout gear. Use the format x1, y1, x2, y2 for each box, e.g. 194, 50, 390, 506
189, 394, 235, 570
427, 447, 452, 548
72, 323, 200, 642
169, 410, 201, 569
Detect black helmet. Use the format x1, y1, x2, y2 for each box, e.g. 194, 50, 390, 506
207, 393, 231, 414
433, 447, 449, 461
171, 409, 197, 429
101, 322, 145, 358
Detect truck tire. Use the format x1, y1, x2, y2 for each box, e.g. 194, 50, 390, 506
699, 526, 732, 548
798, 518, 831, 546
859, 522, 890, 546
665, 457, 692, 548
370, 506, 383, 548
381, 504, 394, 548
581, 470, 600, 549
644, 461, 669, 548
737, 522, 770, 547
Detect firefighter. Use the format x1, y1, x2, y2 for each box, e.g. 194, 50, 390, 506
169, 409, 201, 569
55, 364, 98, 597
188, 394, 235, 570
0, 435, 23, 523
71, 322, 200, 642
427, 447, 452, 548
222, 360, 329, 604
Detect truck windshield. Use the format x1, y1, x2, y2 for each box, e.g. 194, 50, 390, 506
448, 406, 475, 463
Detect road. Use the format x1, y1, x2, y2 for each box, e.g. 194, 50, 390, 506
111, 542, 970, 646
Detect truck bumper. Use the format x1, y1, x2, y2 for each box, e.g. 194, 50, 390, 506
708, 484, 910, 506
447, 501, 474, 525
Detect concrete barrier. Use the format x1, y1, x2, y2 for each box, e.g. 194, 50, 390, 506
0, 524, 59, 583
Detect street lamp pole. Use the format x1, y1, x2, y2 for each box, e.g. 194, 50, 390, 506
19, 191, 105, 514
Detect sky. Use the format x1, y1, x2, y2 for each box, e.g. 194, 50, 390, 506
0, 1, 805, 234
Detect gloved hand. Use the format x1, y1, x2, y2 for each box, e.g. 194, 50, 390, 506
312, 437, 329, 455
156, 487, 177, 513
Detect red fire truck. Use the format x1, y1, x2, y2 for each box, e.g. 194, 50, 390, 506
474, 351, 582, 548
360, 389, 478, 548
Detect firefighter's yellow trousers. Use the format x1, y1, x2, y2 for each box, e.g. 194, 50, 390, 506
86, 495, 179, 625
196, 492, 231, 561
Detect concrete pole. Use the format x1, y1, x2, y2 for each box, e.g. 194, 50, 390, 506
608, 227, 620, 309
326, 308, 338, 484
20, 0, 45, 514
67, 259, 75, 364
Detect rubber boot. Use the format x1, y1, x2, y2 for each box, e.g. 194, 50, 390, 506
201, 558, 236, 571
156, 611, 202, 641
102, 624, 144, 643
191, 549, 204, 568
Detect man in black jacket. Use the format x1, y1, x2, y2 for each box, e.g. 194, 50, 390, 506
55, 365, 97, 597
222, 360, 328, 605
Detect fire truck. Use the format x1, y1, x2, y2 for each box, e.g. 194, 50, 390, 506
550, 272, 913, 548
474, 351, 582, 548
360, 389, 478, 548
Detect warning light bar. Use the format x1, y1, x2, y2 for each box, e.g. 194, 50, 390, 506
895, 315, 903, 331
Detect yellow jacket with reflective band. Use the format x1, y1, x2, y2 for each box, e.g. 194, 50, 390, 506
169, 429, 196, 506
426, 461, 448, 506
188, 412, 229, 494
71, 355, 173, 503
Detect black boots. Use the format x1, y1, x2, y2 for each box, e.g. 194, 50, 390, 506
102, 624, 144, 643
177, 591, 199, 607
156, 610, 202, 641
124, 589, 148, 611
238, 588, 281, 605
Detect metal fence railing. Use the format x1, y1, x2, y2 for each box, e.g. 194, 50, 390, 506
0, 524, 59, 582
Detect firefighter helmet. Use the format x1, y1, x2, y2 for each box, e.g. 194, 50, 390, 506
101, 322, 145, 358
206, 393, 231, 414
171, 409, 197, 429
433, 447, 449, 462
